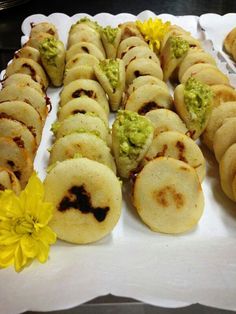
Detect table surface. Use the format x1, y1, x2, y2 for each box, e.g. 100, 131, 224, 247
0, 1, 236, 313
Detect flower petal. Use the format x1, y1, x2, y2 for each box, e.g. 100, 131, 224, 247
0, 190, 23, 220
0, 232, 21, 245
20, 235, 38, 259
36, 241, 49, 264
14, 243, 28, 272
33, 226, 57, 246
0, 244, 16, 268
23, 172, 44, 200
36, 202, 55, 225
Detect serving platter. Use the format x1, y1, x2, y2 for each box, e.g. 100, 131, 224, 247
1, 11, 236, 314
199, 13, 236, 73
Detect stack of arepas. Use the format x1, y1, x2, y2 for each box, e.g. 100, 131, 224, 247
164, 25, 236, 203
0, 21, 65, 191
110, 23, 208, 234
44, 17, 122, 244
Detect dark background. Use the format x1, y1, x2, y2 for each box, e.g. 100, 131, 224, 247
0, 0, 236, 313
0, 0, 236, 70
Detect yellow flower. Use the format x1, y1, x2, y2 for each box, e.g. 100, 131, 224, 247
0, 172, 56, 272
136, 18, 171, 54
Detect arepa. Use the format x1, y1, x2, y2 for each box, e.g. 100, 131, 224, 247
125, 85, 173, 114
143, 131, 206, 182
49, 133, 116, 172
126, 58, 163, 86
0, 137, 33, 188
0, 85, 48, 121
117, 36, 148, 59
213, 117, 236, 162
0, 167, 21, 194
174, 78, 213, 139
101, 26, 122, 59
60, 79, 109, 115
133, 157, 204, 234
2, 73, 44, 96
63, 66, 96, 86
53, 113, 109, 144
0, 118, 36, 159
94, 59, 125, 111
180, 63, 230, 86
66, 42, 105, 62
14, 46, 41, 63
127, 75, 169, 96
145, 109, 188, 138
58, 97, 108, 126
44, 158, 122, 244
219, 143, 236, 201
5, 57, 48, 90
202, 101, 236, 151
0, 100, 43, 145
112, 110, 154, 178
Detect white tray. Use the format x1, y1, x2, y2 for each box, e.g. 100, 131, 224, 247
199, 13, 236, 73
1, 11, 236, 314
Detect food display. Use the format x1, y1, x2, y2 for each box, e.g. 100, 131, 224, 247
0, 14, 236, 275
224, 27, 236, 62
43, 18, 122, 245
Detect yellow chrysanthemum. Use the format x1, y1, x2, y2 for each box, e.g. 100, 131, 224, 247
136, 18, 171, 53
0, 172, 56, 272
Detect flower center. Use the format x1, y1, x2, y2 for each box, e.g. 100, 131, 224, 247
14, 217, 36, 235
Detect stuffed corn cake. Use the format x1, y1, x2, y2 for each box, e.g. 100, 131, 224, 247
112, 110, 154, 178
44, 158, 122, 244
133, 157, 204, 234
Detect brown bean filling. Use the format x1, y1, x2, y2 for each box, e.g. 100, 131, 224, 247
14, 171, 21, 180
72, 109, 86, 114
176, 141, 187, 163
81, 46, 89, 53
72, 89, 95, 98
7, 160, 15, 167
22, 63, 37, 82
59, 185, 109, 222
0, 183, 5, 191
138, 102, 160, 115
48, 29, 55, 36
13, 137, 25, 149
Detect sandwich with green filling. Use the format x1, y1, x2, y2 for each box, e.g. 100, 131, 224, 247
94, 59, 125, 111
101, 26, 122, 59
174, 77, 213, 139
39, 37, 66, 87
112, 110, 154, 178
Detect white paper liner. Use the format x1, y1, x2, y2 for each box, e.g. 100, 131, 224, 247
199, 13, 236, 73
1, 11, 236, 314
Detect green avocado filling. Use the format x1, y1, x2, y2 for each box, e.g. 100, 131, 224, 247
100, 59, 119, 90
170, 36, 189, 58
184, 77, 213, 126
102, 26, 119, 44
39, 38, 59, 65
114, 110, 153, 159
73, 17, 101, 32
